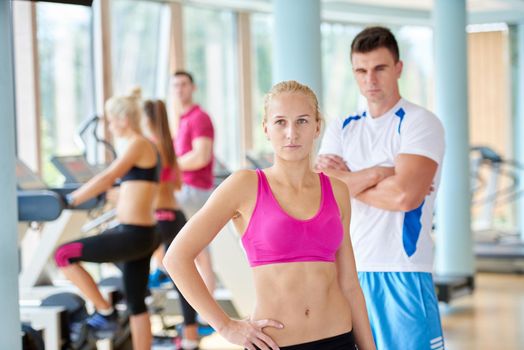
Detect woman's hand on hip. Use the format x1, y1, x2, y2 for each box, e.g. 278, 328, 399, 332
219, 318, 284, 350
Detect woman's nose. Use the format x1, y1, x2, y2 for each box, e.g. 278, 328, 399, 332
286, 124, 297, 140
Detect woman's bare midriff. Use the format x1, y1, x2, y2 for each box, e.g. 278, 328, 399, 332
116, 182, 158, 225
154, 182, 177, 210
251, 262, 352, 347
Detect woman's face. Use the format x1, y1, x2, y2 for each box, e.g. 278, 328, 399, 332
264, 92, 320, 162
106, 113, 128, 137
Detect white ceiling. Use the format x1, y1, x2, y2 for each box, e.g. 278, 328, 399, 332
325, 0, 518, 11
320, 0, 524, 25
187, 0, 524, 25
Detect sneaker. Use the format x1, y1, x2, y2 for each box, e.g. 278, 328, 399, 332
86, 311, 119, 339
148, 269, 171, 289
197, 324, 214, 337
174, 337, 200, 350
175, 323, 213, 340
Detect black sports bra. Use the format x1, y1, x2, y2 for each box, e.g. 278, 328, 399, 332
121, 164, 159, 182
120, 143, 160, 183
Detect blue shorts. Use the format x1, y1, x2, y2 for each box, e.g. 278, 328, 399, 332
358, 272, 444, 350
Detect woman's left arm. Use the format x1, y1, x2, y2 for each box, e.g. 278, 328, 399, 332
332, 178, 376, 350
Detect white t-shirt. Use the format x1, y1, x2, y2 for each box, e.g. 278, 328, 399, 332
319, 98, 445, 272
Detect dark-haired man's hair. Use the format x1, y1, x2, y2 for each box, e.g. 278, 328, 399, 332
172, 70, 194, 83
351, 26, 400, 62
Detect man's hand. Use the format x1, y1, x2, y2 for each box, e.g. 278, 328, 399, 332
315, 154, 394, 197
315, 154, 350, 172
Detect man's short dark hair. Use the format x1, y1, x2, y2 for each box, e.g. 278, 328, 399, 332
172, 70, 194, 84
351, 26, 400, 62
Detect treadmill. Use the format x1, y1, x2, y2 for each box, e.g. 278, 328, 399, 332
16, 160, 64, 222
16, 160, 129, 350
17, 158, 104, 290
471, 146, 524, 273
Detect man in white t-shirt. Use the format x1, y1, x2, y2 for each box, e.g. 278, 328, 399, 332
317, 26, 445, 350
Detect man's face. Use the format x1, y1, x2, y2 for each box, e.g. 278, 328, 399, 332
171, 75, 194, 105
351, 47, 402, 105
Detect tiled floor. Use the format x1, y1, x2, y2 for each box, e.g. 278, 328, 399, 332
441, 273, 524, 350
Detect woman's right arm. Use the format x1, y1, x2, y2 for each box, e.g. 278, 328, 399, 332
163, 170, 283, 350
67, 138, 146, 206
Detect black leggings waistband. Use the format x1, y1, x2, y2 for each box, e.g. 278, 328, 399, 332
252, 331, 356, 350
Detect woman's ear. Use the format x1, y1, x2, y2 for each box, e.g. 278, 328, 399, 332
315, 117, 322, 138
263, 120, 269, 140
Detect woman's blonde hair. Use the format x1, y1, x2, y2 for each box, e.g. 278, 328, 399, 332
104, 87, 143, 132
263, 80, 322, 123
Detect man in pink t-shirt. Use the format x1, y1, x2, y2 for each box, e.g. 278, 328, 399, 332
175, 103, 214, 190
171, 71, 216, 349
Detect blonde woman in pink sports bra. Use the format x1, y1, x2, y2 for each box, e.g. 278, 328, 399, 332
164, 81, 375, 350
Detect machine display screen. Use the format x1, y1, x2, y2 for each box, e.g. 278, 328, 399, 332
51, 155, 98, 184
16, 160, 47, 190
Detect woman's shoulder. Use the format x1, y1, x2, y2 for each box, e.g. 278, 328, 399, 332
214, 169, 259, 196
322, 172, 346, 191
210, 169, 259, 206
226, 169, 259, 187
127, 135, 156, 153
125, 134, 150, 148
120, 135, 158, 167
322, 172, 349, 203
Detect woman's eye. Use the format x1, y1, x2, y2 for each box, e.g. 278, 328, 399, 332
275, 119, 285, 125
297, 118, 308, 124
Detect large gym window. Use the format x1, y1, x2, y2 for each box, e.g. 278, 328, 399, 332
36, 2, 95, 186
396, 25, 434, 110
111, 0, 169, 98
183, 6, 240, 171
250, 12, 274, 158
321, 22, 363, 123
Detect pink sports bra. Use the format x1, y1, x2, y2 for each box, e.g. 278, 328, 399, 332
241, 169, 344, 267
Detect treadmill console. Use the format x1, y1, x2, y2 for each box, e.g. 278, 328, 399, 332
16, 160, 47, 190
51, 155, 99, 184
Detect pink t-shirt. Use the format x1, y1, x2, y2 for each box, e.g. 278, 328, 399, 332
174, 105, 214, 189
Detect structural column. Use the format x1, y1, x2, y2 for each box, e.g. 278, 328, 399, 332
0, 0, 22, 348
93, 0, 113, 163
273, 0, 322, 102
515, 24, 524, 240
434, 0, 474, 276
13, 1, 41, 172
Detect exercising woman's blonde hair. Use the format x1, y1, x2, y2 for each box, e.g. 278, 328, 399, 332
263, 80, 322, 122
105, 87, 143, 132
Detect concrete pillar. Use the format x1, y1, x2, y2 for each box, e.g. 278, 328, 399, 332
515, 24, 524, 241
434, 0, 475, 276
272, 0, 322, 102
0, 0, 22, 347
